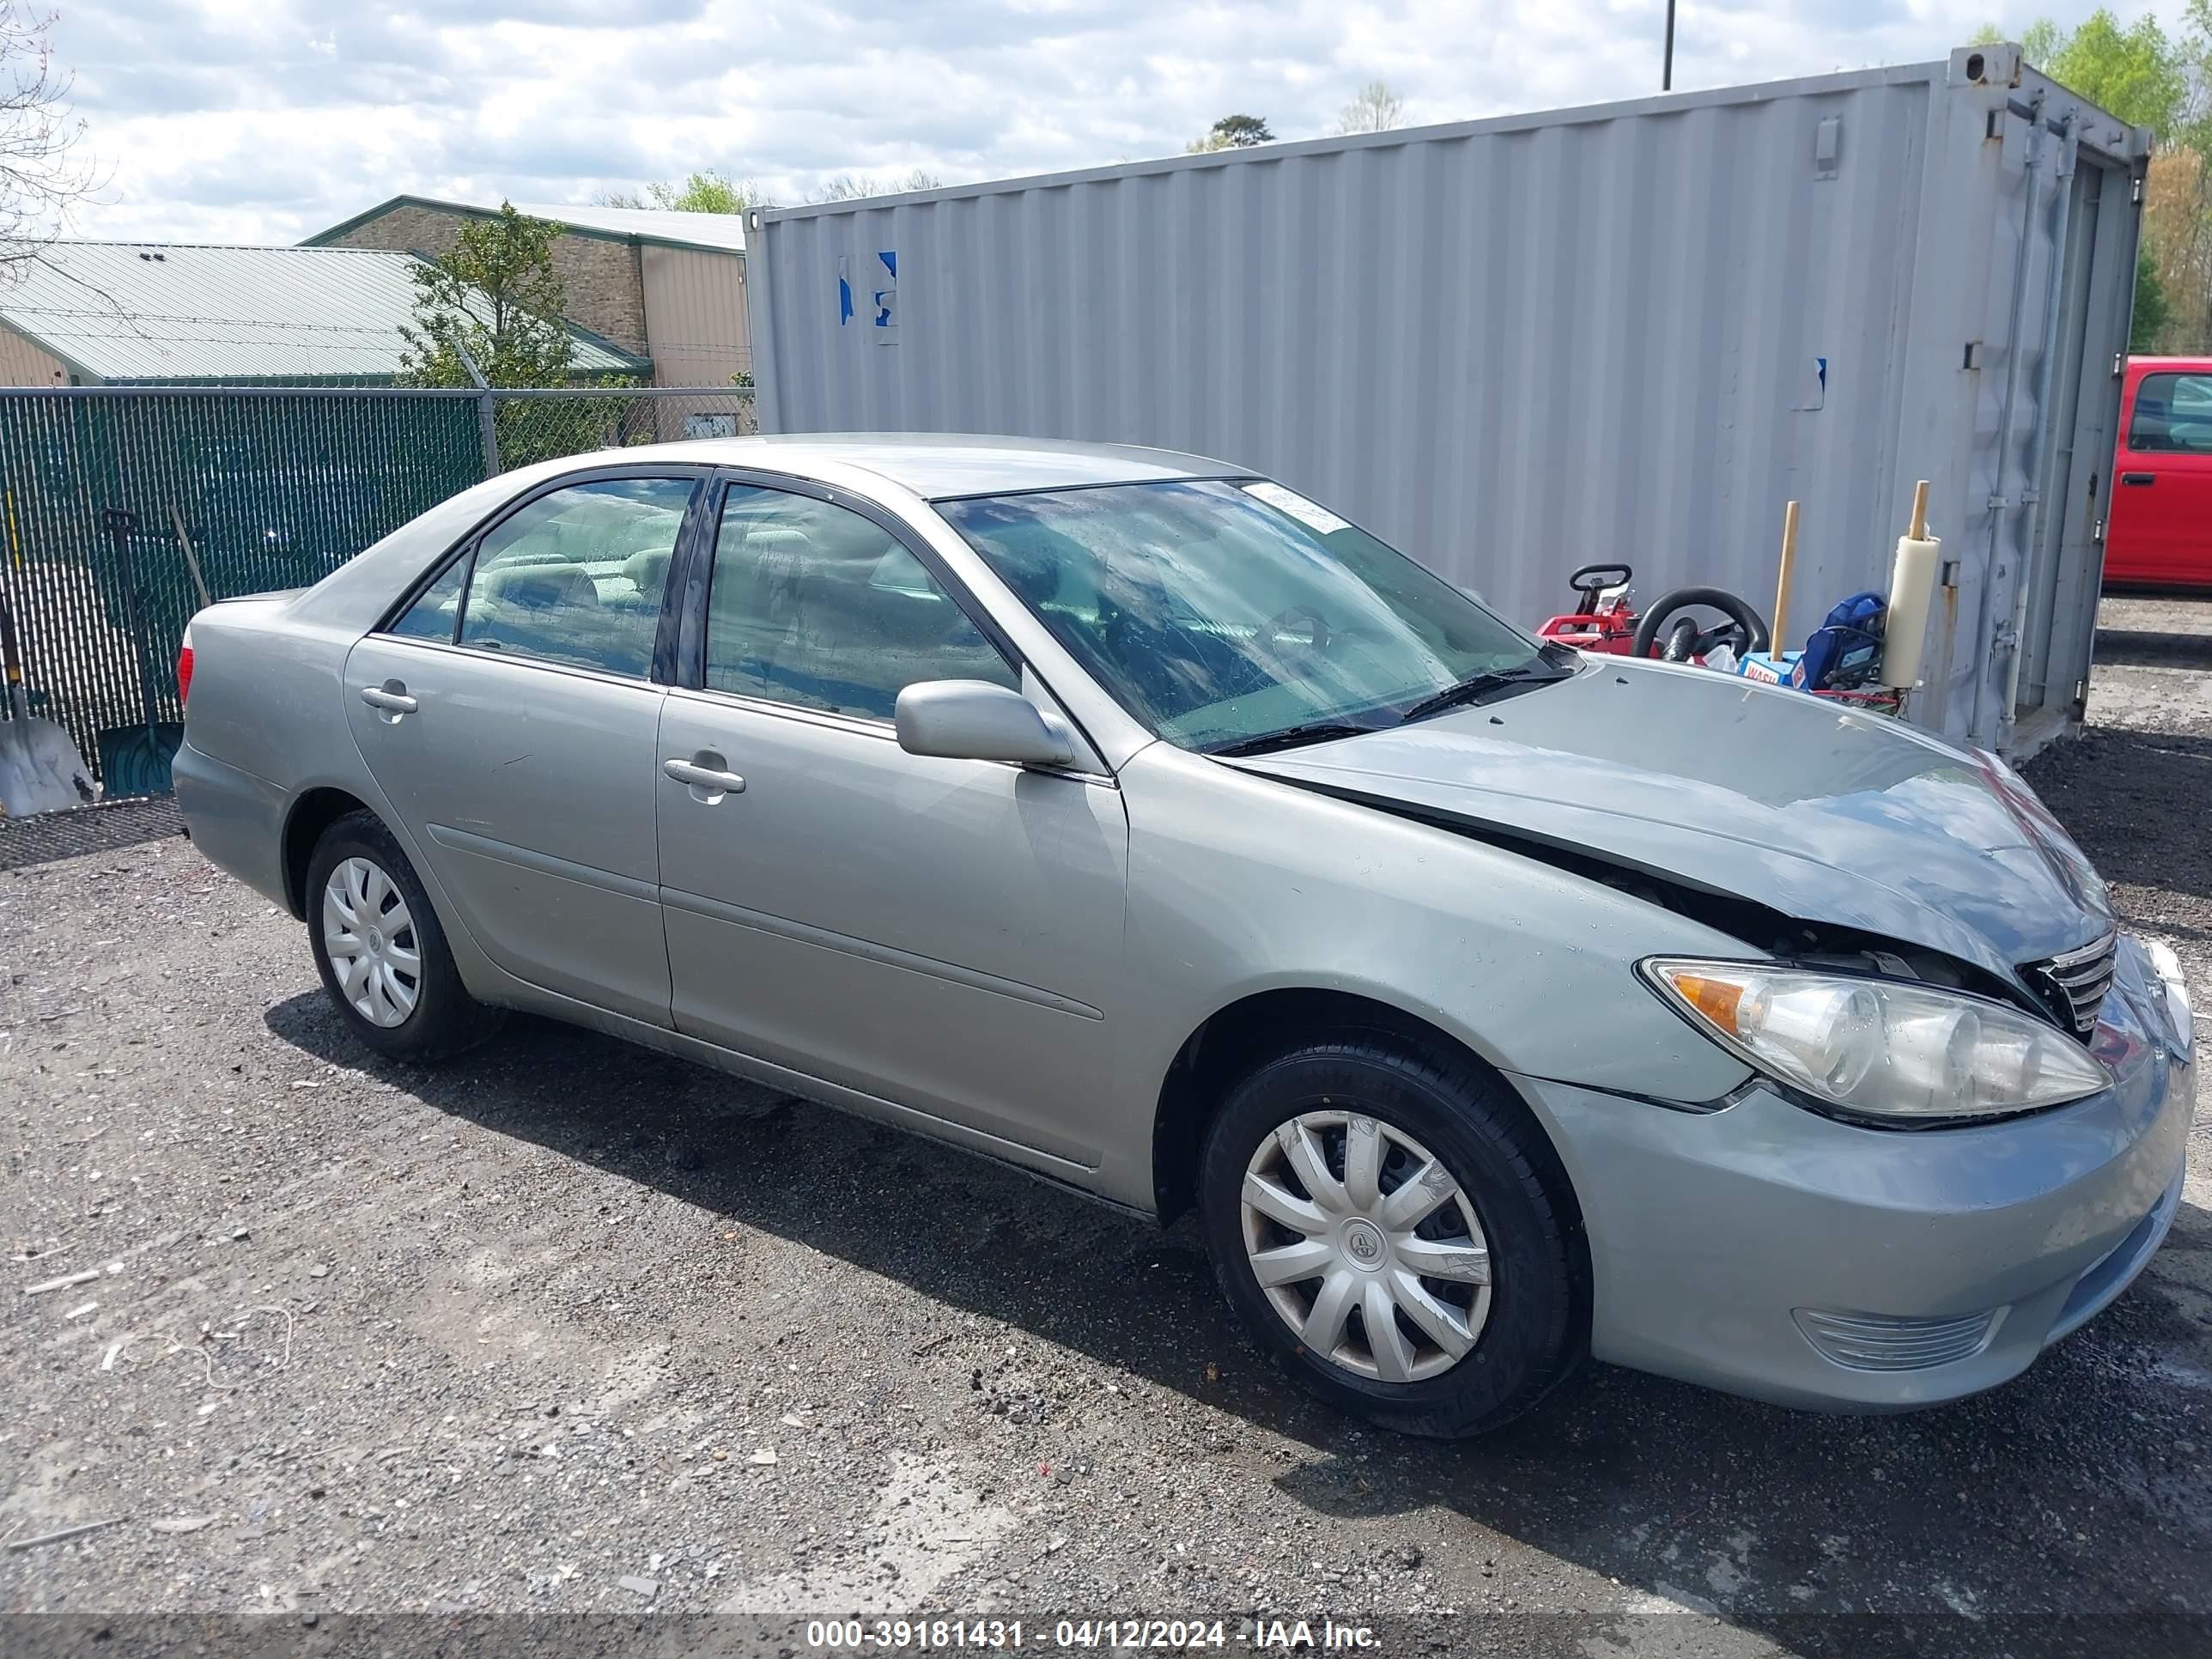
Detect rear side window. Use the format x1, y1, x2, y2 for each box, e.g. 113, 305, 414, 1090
702, 486, 1016, 720
387, 558, 466, 641
445, 477, 695, 677
2129, 372, 2212, 454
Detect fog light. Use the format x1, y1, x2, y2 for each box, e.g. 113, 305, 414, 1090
1792, 1306, 2003, 1371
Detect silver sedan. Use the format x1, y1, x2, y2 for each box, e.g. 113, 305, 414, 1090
175, 435, 2193, 1436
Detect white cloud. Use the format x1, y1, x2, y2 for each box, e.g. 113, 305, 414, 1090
50, 0, 2197, 245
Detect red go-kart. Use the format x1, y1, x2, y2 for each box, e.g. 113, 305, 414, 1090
1535, 563, 1769, 664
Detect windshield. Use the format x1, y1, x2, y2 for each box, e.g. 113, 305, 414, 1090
940, 478, 1559, 751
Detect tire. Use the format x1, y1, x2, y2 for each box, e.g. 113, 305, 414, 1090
305, 809, 503, 1063
1197, 1036, 1586, 1437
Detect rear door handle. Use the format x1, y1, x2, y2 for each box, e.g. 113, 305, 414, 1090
360, 684, 417, 714
663, 756, 746, 798
2120, 472, 2156, 486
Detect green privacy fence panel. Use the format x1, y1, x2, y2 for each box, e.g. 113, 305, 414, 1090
0, 389, 484, 789
0, 385, 760, 793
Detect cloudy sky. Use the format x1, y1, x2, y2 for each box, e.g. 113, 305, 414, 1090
49, 0, 2197, 245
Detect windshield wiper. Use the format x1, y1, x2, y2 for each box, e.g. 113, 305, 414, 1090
1398, 661, 1569, 724
1209, 721, 1382, 758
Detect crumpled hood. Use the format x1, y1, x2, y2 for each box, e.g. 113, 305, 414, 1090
1232, 657, 2113, 982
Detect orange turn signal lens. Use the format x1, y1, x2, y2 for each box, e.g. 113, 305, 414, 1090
1664, 970, 1747, 1037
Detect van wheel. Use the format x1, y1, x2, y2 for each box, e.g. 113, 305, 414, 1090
1197, 1036, 1585, 1437
305, 810, 502, 1062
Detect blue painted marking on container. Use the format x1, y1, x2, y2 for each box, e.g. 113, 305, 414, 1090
839, 276, 853, 325
874, 251, 897, 327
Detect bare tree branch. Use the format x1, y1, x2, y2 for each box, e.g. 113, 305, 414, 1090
0, 3, 98, 279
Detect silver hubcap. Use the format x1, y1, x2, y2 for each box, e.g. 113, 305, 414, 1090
322, 855, 421, 1029
1241, 1111, 1492, 1383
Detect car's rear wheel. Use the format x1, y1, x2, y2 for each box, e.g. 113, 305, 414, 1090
1197, 1036, 1585, 1437
306, 810, 501, 1062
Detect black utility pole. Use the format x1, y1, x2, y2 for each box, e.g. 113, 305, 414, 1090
1662, 0, 1676, 90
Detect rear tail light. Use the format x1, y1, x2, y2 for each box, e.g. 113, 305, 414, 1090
177, 622, 195, 707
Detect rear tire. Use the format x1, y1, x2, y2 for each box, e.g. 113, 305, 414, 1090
305, 810, 502, 1063
1197, 1036, 1585, 1437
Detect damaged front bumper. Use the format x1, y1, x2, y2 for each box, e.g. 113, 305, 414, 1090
1511, 935, 2193, 1412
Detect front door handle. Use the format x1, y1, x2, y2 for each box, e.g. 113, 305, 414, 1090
664, 756, 746, 799
2120, 472, 2157, 486
360, 683, 418, 715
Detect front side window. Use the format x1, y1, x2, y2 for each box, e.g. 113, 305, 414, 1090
939, 478, 1559, 751
704, 487, 1017, 720
450, 477, 696, 677
2130, 372, 2212, 454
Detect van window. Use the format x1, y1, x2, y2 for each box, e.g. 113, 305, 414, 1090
2129, 373, 2212, 455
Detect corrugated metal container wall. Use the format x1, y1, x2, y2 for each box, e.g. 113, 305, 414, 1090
750, 45, 2148, 757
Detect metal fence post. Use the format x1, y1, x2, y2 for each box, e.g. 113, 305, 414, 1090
453, 340, 500, 477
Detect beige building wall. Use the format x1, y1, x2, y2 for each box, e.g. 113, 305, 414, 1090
324, 204, 648, 356
640, 244, 750, 387
0, 325, 75, 386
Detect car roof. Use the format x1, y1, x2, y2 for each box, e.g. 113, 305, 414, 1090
579, 432, 1242, 499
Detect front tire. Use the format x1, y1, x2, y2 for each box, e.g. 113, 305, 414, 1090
1198, 1036, 1585, 1437
305, 810, 502, 1063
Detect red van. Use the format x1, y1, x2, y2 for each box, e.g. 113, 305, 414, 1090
2105, 356, 2212, 589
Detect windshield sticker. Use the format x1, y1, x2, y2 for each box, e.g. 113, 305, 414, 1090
1242, 481, 1349, 536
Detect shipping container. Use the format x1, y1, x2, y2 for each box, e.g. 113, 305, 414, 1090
748, 44, 2148, 758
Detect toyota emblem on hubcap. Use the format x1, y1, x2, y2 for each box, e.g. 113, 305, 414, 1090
1343, 1219, 1385, 1266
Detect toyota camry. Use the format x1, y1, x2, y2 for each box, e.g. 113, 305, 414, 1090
175, 435, 2193, 1436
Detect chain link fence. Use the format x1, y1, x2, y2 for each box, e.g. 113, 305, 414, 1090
0, 384, 757, 794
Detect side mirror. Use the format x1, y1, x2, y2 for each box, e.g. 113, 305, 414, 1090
896, 680, 1075, 767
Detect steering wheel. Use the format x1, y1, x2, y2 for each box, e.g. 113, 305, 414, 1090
1630, 586, 1771, 662
1567, 563, 1633, 612
1256, 604, 1333, 665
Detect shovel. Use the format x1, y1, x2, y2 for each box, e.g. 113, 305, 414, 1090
93, 507, 179, 798
0, 590, 96, 817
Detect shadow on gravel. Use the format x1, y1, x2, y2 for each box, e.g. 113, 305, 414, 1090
2096, 628, 2212, 670
264, 990, 2212, 1653
2025, 724, 2212, 910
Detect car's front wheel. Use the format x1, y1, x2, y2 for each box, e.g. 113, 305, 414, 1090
305, 810, 502, 1062
1198, 1036, 1586, 1437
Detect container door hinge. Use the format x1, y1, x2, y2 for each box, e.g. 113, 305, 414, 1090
2132, 174, 2145, 204
2112, 352, 2124, 377
2093, 516, 2105, 544
2073, 678, 2089, 716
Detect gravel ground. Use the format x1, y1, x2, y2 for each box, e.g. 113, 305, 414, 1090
3, 599, 2210, 1657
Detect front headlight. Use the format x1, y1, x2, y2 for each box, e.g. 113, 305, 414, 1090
1641, 958, 2110, 1121
2141, 937, 2194, 1056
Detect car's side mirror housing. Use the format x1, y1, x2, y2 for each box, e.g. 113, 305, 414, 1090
896, 680, 1076, 767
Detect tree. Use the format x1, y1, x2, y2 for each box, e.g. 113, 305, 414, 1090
2023, 9, 2186, 132
2017, 4, 2212, 351
1187, 114, 1274, 153
2132, 246, 2172, 350
398, 204, 577, 389
600, 169, 775, 213
0, 3, 94, 271
808, 168, 943, 204
1334, 81, 1407, 136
